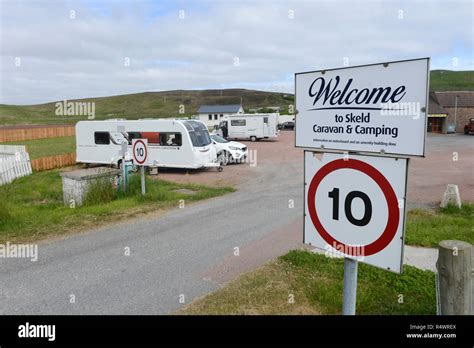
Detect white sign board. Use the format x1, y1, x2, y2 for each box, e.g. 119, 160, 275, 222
304, 151, 408, 273
295, 58, 429, 157
132, 139, 148, 165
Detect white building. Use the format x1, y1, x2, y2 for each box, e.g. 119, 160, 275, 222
196, 104, 244, 128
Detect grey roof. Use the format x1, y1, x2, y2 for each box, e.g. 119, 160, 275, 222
428, 92, 447, 115
435, 91, 474, 108
197, 104, 242, 113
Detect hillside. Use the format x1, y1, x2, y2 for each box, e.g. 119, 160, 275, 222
429, 70, 474, 91
0, 69, 471, 126
0, 89, 294, 126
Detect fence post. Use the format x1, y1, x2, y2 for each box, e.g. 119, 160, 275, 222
437, 240, 472, 315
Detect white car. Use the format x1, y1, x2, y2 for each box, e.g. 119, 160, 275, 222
210, 134, 248, 165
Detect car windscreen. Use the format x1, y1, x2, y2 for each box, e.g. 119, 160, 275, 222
211, 134, 229, 143
184, 121, 212, 147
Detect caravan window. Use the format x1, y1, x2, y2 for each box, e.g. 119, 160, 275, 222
127, 132, 142, 144
264, 117, 268, 124
94, 132, 110, 145
141, 132, 161, 144
184, 120, 211, 147
231, 119, 246, 126
160, 133, 182, 146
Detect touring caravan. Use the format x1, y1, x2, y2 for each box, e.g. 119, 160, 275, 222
217, 113, 279, 141
76, 119, 220, 170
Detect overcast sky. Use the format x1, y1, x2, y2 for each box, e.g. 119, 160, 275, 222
0, 0, 472, 105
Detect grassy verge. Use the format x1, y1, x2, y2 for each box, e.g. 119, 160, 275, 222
0, 169, 234, 243
405, 203, 473, 247
2, 136, 75, 159
178, 250, 436, 315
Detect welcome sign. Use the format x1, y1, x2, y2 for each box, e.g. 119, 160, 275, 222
295, 58, 429, 157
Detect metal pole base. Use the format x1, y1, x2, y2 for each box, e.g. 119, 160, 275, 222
342, 257, 358, 315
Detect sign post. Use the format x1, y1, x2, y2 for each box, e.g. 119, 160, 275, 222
132, 139, 148, 195
297, 58, 428, 315
120, 142, 128, 191
342, 258, 358, 315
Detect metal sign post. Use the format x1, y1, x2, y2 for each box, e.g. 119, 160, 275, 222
121, 142, 128, 191
342, 258, 358, 315
140, 165, 146, 195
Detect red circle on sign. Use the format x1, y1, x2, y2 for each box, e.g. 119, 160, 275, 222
307, 159, 399, 256
133, 140, 148, 165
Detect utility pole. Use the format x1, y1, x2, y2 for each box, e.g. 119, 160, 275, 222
454, 95, 459, 133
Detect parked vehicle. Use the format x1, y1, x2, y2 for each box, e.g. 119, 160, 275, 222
217, 113, 279, 142
210, 134, 248, 165
278, 121, 295, 130
464, 118, 474, 134
76, 119, 221, 170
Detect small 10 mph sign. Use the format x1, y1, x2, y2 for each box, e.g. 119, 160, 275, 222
132, 139, 148, 165
304, 151, 408, 273
132, 139, 148, 195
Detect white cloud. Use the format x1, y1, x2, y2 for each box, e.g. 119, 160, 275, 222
0, 0, 472, 104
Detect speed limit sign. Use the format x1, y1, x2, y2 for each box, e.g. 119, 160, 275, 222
132, 139, 148, 165
304, 151, 408, 273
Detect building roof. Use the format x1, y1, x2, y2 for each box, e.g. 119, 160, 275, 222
435, 91, 474, 108
428, 92, 447, 115
197, 104, 242, 113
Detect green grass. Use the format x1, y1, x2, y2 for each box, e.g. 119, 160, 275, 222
430, 70, 474, 91
405, 204, 473, 247
2, 136, 75, 159
0, 89, 295, 125
179, 250, 435, 315
0, 169, 234, 243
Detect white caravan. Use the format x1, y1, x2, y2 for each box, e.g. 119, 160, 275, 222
217, 113, 279, 142
76, 119, 220, 169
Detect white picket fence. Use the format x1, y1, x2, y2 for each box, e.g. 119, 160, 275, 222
0, 145, 32, 185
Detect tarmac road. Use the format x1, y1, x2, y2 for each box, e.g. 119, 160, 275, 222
0, 160, 305, 314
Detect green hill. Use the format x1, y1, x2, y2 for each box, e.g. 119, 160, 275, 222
429, 70, 473, 91
0, 89, 294, 126
0, 69, 471, 126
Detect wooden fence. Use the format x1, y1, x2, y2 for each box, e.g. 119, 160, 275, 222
30, 152, 76, 172
0, 145, 33, 185
0, 125, 75, 142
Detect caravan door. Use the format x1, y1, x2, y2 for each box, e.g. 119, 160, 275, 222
262, 116, 271, 137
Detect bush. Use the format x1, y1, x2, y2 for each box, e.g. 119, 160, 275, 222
83, 177, 117, 206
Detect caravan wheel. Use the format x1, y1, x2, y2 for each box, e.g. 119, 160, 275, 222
250, 136, 257, 142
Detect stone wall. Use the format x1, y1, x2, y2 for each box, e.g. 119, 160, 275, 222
444, 107, 474, 133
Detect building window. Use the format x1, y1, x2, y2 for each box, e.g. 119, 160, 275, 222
208, 114, 212, 120
231, 119, 246, 126
214, 114, 218, 120
220, 114, 224, 118
94, 132, 110, 145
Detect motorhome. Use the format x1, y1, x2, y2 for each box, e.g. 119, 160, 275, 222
217, 113, 279, 141
76, 119, 220, 170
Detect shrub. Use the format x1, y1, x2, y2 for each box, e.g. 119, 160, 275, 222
83, 177, 117, 206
